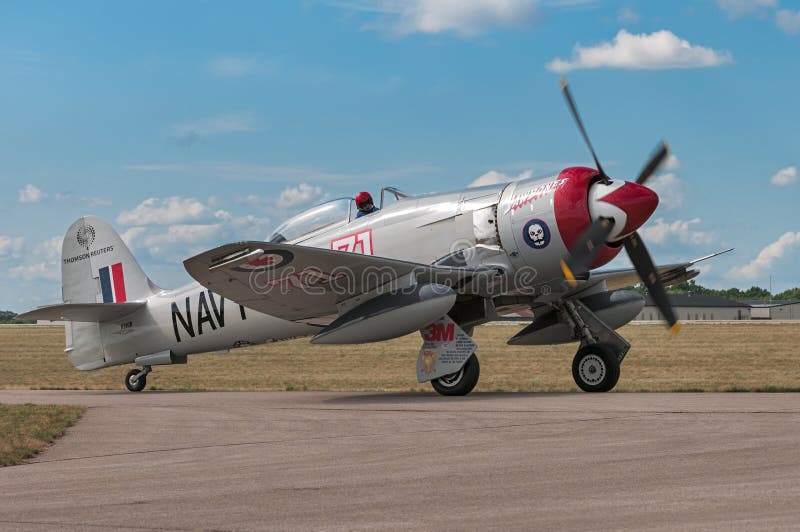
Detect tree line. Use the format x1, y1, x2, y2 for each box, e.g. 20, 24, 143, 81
0, 311, 34, 324
632, 280, 800, 302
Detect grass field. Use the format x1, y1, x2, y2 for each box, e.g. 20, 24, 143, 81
0, 323, 799, 392
0, 403, 85, 466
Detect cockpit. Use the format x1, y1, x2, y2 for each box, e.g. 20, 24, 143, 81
268, 187, 409, 243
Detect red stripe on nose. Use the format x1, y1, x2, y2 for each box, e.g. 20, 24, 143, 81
598, 182, 659, 236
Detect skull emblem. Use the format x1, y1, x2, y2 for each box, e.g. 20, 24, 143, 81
528, 223, 545, 247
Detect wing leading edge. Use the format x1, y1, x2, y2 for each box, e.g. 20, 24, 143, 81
592, 248, 733, 291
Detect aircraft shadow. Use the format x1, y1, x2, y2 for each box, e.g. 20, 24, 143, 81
323, 391, 581, 405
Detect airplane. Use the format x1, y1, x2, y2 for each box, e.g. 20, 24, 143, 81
19, 79, 730, 396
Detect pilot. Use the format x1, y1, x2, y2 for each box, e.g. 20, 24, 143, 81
355, 191, 380, 218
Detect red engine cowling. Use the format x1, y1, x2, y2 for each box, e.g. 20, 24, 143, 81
552, 167, 623, 270
497, 166, 657, 284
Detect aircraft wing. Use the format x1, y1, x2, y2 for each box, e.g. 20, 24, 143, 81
592, 248, 733, 291
184, 241, 501, 322
16, 302, 146, 322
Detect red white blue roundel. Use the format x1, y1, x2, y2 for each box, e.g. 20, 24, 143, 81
232, 250, 294, 272
522, 219, 551, 249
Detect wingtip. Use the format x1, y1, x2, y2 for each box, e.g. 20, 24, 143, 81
559, 77, 568, 90
560, 259, 578, 287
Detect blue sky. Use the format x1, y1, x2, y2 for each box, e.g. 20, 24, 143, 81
1, 0, 799, 311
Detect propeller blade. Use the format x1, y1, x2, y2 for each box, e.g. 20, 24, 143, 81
560, 77, 606, 180
635, 140, 670, 185
623, 231, 680, 333
560, 217, 615, 287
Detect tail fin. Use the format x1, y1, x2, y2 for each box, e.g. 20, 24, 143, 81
62, 216, 158, 304
60, 216, 158, 370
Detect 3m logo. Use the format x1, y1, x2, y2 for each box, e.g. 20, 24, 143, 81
331, 229, 374, 255
423, 322, 455, 343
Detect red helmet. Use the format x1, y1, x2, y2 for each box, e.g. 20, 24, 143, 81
355, 191, 373, 208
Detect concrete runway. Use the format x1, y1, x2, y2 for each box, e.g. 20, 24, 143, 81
1, 391, 799, 531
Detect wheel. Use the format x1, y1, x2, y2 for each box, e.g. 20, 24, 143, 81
572, 344, 620, 392
125, 368, 147, 392
431, 354, 480, 396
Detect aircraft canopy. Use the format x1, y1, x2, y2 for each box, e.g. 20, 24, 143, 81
269, 197, 353, 243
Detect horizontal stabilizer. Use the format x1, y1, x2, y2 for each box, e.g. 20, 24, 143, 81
17, 302, 146, 322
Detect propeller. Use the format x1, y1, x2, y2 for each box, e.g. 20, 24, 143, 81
624, 232, 680, 332
559, 217, 614, 284
636, 140, 670, 185
559, 77, 678, 332
560, 78, 608, 183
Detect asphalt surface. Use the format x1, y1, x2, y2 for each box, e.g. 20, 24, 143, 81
1, 391, 799, 531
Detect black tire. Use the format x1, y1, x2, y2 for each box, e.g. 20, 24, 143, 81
572, 344, 620, 393
431, 354, 480, 396
125, 368, 147, 392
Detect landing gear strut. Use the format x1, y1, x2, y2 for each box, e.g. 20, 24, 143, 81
125, 366, 151, 392
431, 354, 480, 396
559, 300, 629, 393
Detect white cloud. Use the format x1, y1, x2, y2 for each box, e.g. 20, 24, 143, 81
776, 9, 800, 34
10, 262, 59, 281
770, 166, 797, 186
640, 218, 714, 246
143, 224, 223, 256
18, 184, 44, 203
0, 235, 25, 257
207, 56, 257, 77
6, 235, 67, 283
120, 227, 147, 250
226, 214, 273, 240
34, 236, 62, 262
141, 212, 271, 259
731, 231, 800, 279
277, 183, 323, 208
172, 113, 256, 145
116, 197, 212, 226
236, 194, 267, 209
648, 173, 683, 210
717, 0, 776, 17
546, 30, 733, 72
617, 7, 639, 24
469, 169, 532, 187
664, 153, 680, 170
332, 0, 539, 37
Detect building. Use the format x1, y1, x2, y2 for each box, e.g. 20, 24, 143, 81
746, 300, 800, 320
636, 293, 751, 322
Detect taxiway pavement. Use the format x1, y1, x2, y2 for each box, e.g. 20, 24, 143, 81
1, 390, 799, 531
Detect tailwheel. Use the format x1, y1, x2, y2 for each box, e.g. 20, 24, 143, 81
125, 367, 149, 392
431, 354, 480, 396
572, 343, 620, 393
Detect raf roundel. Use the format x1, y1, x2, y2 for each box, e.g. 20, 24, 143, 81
76, 225, 96, 250
522, 219, 551, 249
232, 249, 294, 272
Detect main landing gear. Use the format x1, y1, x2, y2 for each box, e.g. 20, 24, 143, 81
431, 354, 480, 396
572, 343, 620, 393
560, 300, 629, 393
125, 366, 151, 392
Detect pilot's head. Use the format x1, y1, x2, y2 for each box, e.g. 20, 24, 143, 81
355, 191, 374, 212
